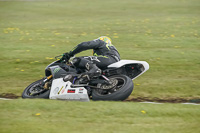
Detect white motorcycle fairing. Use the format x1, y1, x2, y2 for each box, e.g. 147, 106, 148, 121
49, 60, 149, 101
49, 78, 90, 101
107, 60, 149, 80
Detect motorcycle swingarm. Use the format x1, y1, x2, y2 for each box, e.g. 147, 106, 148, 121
89, 79, 109, 85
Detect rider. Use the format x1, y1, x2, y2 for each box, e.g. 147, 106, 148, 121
62, 36, 120, 78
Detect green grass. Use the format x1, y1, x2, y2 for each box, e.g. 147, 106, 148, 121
0, 99, 200, 133
0, 0, 200, 98
0, 1, 200, 132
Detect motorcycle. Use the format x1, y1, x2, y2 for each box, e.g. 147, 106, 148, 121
22, 55, 149, 101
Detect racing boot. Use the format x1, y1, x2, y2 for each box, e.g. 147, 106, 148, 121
85, 62, 102, 79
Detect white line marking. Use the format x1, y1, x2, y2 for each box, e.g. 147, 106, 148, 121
140, 102, 200, 105
140, 102, 163, 104
181, 103, 200, 105
0, 98, 13, 100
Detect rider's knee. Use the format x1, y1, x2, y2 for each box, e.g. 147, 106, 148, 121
71, 57, 81, 66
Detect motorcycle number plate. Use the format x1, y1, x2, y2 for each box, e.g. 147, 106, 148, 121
49, 78, 89, 102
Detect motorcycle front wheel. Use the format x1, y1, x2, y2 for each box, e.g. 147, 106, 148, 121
92, 75, 134, 101
22, 79, 50, 99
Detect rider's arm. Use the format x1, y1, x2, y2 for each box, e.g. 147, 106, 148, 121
69, 39, 104, 56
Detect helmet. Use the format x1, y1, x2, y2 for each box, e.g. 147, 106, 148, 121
98, 36, 112, 45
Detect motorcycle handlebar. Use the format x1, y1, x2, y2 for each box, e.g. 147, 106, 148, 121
55, 55, 74, 64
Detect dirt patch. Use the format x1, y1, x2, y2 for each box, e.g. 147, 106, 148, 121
0, 93, 200, 103
0, 93, 20, 99
125, 97, 200, 103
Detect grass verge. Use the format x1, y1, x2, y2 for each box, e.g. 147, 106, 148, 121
0, 99, 200, 133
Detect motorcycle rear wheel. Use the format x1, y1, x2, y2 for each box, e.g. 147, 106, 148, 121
22, 79, 50, 99
92, 75, 134, 101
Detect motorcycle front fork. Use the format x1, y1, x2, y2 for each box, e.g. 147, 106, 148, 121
43, 75, 53, 82
40, 75, 53, 88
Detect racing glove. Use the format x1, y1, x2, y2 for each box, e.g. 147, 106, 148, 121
61, 52, 71, 62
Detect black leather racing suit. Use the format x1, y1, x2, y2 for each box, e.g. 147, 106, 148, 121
69, 39, 120, 70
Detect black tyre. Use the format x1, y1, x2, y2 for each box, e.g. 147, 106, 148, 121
92, 75, 134, 101
22, 79, 50, 99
